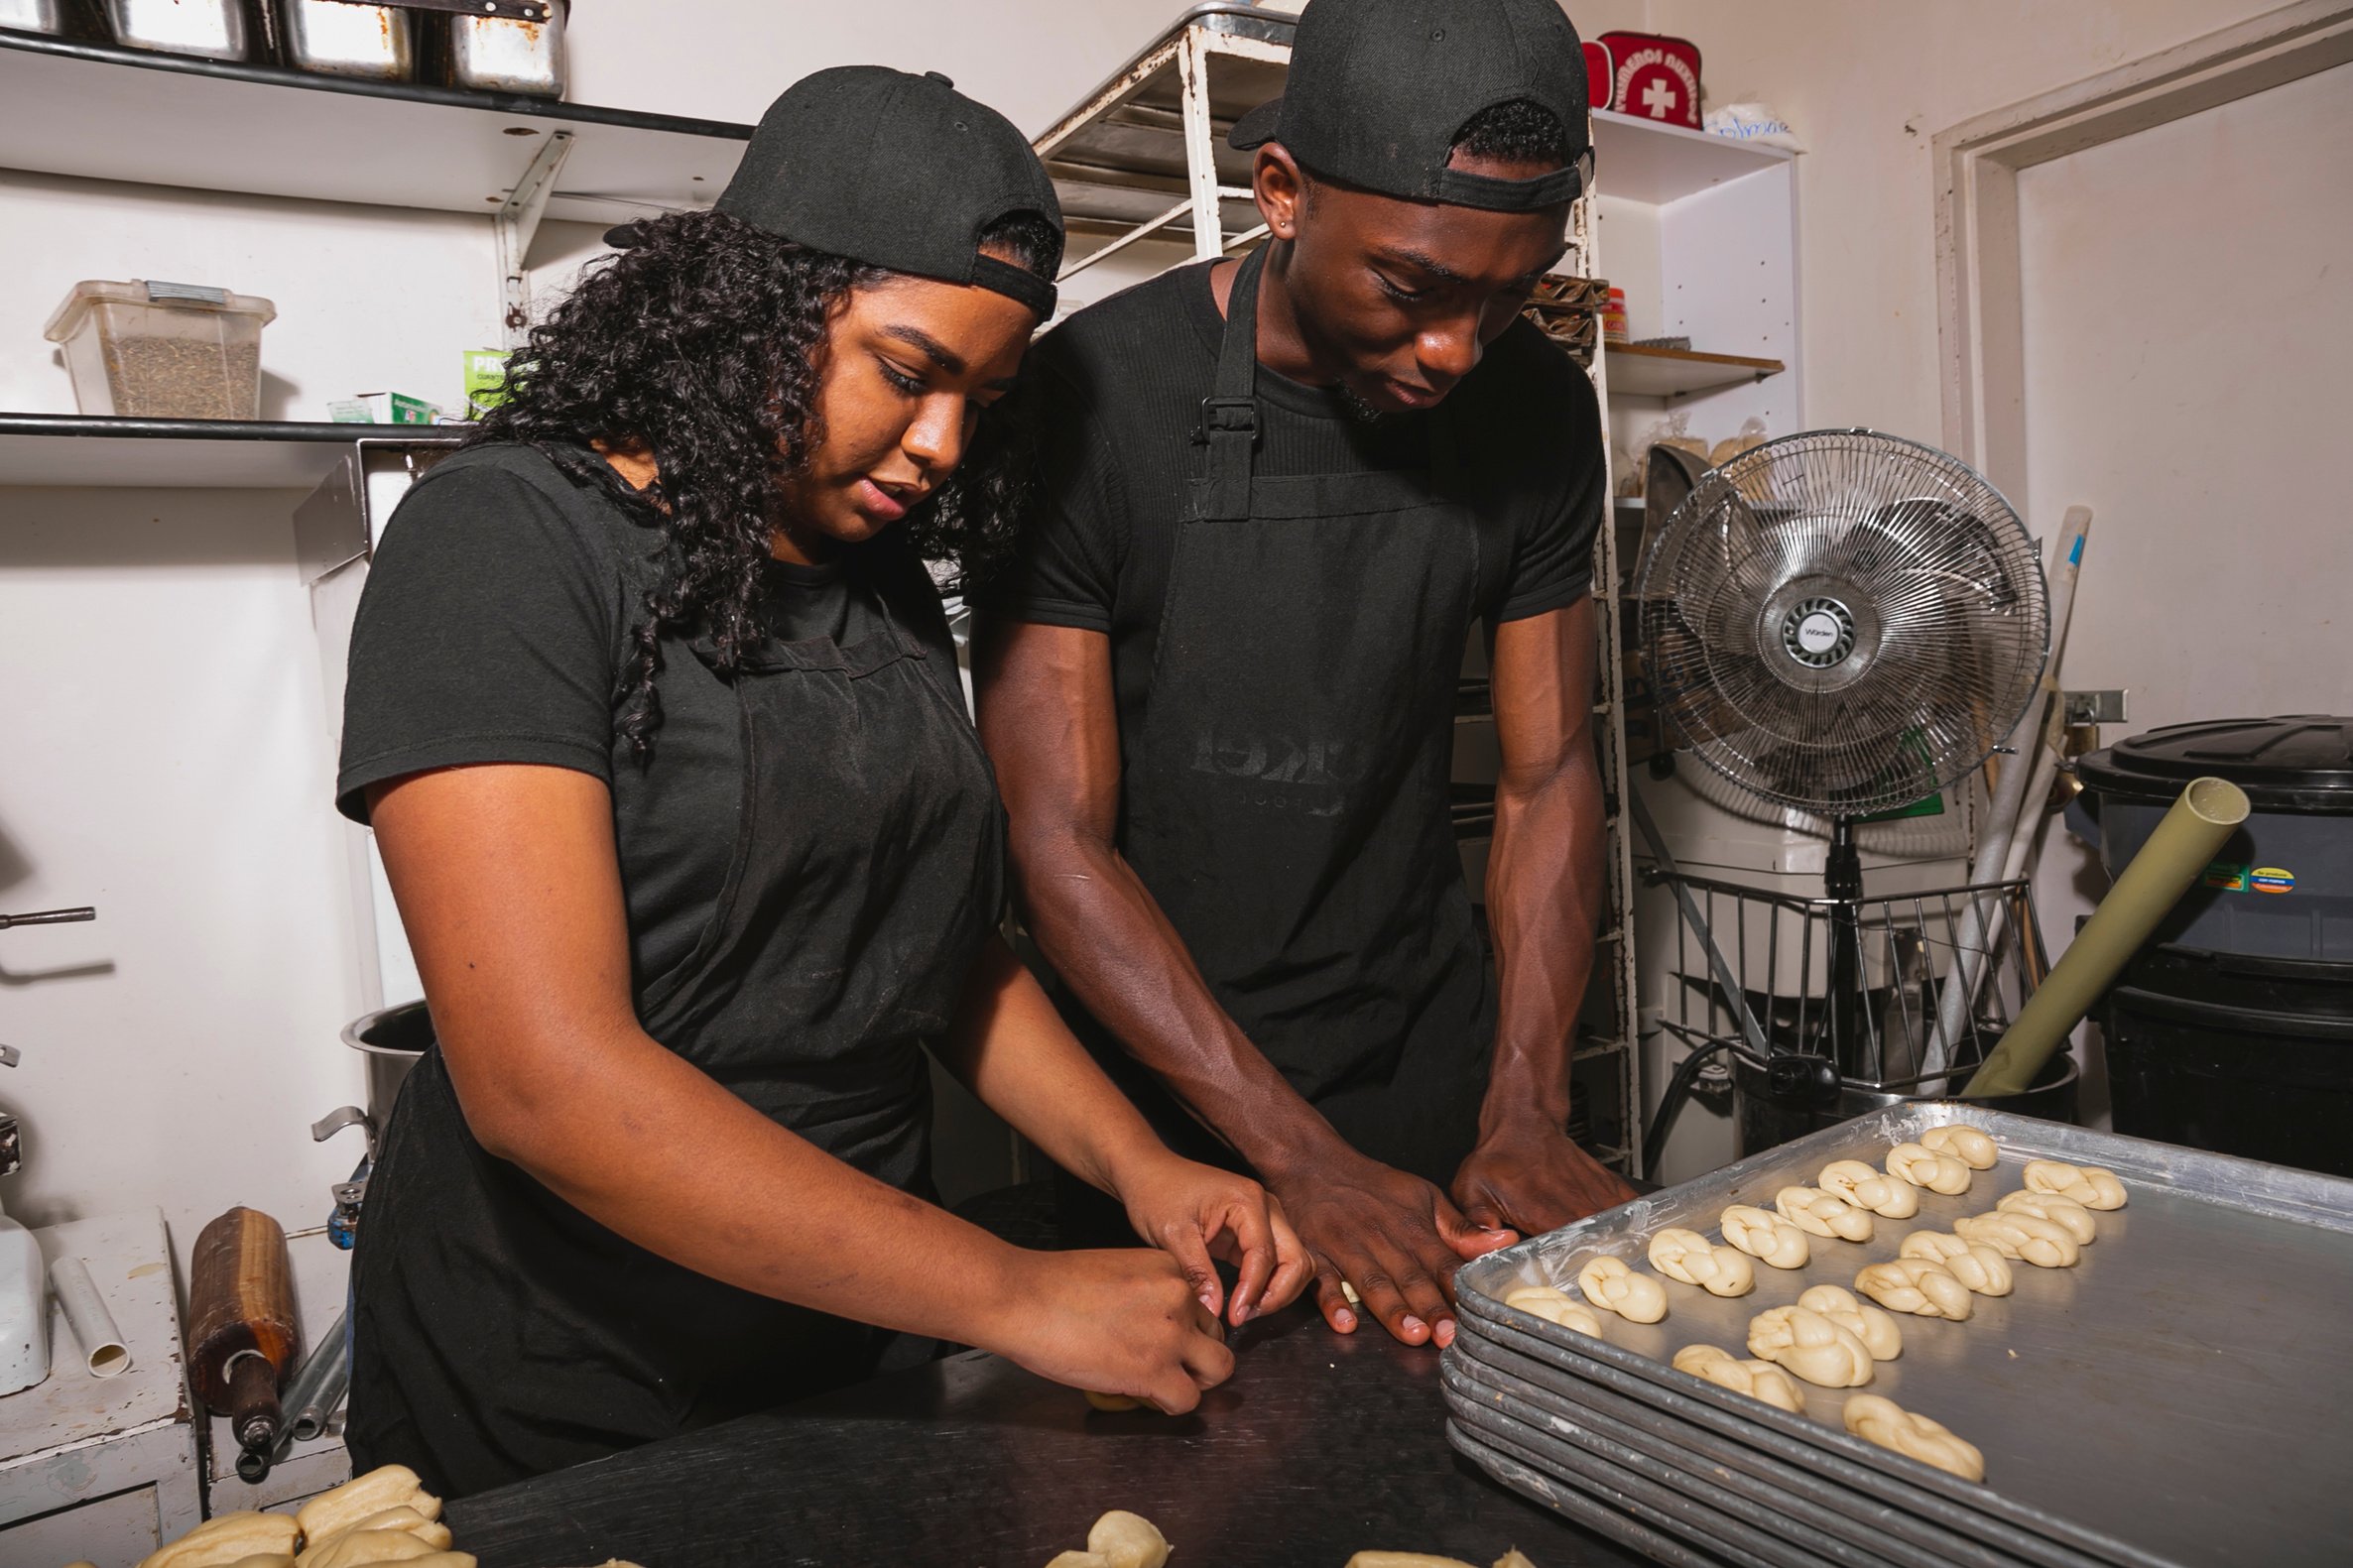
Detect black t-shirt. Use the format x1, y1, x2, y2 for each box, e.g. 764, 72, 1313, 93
336, 442, 945, 998
981, 260, 1605, 742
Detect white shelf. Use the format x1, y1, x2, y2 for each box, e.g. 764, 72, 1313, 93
0, 415, 461, 488
0, 32, 750, 224
1604, 342, 1786, 399
1592, 109, 1793, 205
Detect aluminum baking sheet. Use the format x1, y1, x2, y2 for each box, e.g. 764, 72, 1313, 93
1445, 1358, 1918, 1568
1445, 1349, 2022, 1568
1454, 1105, 2353, 1568
1448, 1420, 1743, 1568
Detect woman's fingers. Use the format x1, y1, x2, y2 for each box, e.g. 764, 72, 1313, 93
1153, 1216, 1225, 1322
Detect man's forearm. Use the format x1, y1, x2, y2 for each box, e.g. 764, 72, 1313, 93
1009, 821, 1353, 1180
1480, 738, 1608, 1132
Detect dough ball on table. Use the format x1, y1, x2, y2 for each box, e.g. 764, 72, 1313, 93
1720, 1204, 1810, 1269
1084, 1390, 1148, 1412
1672, 1344, 1808, 1414
1776, 1185, 1875, 1244
1886, 1143, 1973, 1195
1503, 1284, 1604, 1337
295, 1532, 448, 1568
1746, 1305, 1875, 1388
1086, 1511, 1170, 1568
2023, 1159, 2128, 1210
1647, 1228, 1756, 1297
1900, 1231, 2015, 1296
1818, 1159, 1920, 1219
1855, 1258, 1973, 1320
1956, 1210, 2079, 1268
1997, 1189, 2098, 1245
1842, 1393, 1987, 1484
1796, 1284, 1904, 1361
1341, 1555, 1478, 1568
1920, 1125, 1999, 1170
1576, 1256, 1669, 1323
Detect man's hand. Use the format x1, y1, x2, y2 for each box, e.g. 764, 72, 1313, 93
1451, 1117, 1640, 1239
1269, 1151, 1518, 1348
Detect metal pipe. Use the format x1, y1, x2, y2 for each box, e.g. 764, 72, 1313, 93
277, 1307, 345, 1443
1964, 777, 2250, 1097
291, 1332, 350, 1443
1923, 507, 2091, 1075
49, 1257, 129, 1378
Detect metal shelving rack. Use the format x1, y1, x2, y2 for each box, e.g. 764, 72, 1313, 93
1028, 3, 1645, 1175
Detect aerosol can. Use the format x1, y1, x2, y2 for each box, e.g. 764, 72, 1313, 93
0, 905, 98, 1396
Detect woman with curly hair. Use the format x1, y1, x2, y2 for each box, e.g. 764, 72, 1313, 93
335, 68, 1306, 1497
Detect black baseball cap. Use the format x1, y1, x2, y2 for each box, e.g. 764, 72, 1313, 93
1229, 0, 1592, 211
611, 66, 1063, 318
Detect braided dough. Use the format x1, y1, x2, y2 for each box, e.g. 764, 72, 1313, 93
1843, 1393, 1987, 1483
2023, 1159, 2128, 1210
1900, 1231, 2015, 1296
1576, 1256, 1668, 1322
1672, 1344, 1807, 1414
1746, 1304, 1874, 1387
1920, 1125, 1999, 1170
1997, 1189, 2098, 1245
1720, 1204, 1810, 1269
1776, 1185, 1875, 1243
1503, 1284, 1603, 1336
1956, 1210, 2080, 1268
1856, 1258, 1973, 1320
1648, 1228, 1756, 1297
1818, 1159, 1920, 1219
1796, 1284, 1904, 1360
1886, 1142, 1973, 1195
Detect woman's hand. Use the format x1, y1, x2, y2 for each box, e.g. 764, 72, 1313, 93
988, 1248, 1237, 1414
1115, 1151, 1312, 1327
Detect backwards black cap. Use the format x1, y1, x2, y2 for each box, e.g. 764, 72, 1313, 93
1229, 0, 1592, 211
615, 66, 1064, 318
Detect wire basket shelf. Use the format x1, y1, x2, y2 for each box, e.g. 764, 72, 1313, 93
1646, 869, 2046, 1093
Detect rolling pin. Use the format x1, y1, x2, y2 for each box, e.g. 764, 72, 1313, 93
186, 1206, 302, 1482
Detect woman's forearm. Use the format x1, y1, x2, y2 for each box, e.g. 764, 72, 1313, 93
932, 935, 1178, 1202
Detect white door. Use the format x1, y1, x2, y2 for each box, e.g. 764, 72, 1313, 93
2014, 60, 2353, 1114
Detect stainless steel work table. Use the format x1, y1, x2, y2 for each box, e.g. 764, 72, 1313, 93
447, 1302, 1650, 1567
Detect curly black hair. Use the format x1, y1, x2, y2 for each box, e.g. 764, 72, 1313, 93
1450, 97, 1574, 166
470, 206, 1056, 759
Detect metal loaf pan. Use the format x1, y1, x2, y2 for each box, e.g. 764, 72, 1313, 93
1444, 1349, 2021, 1568
1452, 1105, 2353, 1568
1444, 1359, 1913, 1568
1447, 1418, 1749, 1568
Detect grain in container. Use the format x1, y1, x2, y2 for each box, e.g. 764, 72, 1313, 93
44, 280, 277, 421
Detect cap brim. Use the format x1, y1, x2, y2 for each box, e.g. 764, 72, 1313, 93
603, 220, 648, 249
1227, 96, 1282, 151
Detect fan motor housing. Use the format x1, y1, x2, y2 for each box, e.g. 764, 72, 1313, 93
1762, 577, 1880, 691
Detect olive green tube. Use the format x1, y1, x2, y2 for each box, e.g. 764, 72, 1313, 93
1964, 777, 2251, 1097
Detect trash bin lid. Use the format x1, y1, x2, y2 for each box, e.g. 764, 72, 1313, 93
2079, 716, 2353, 813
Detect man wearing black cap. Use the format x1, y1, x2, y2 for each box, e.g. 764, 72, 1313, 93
976, 0, 1638, 1352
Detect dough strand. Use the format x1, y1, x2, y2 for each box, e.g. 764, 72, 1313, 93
1796, 1284, 1904, 1360
2022, 1159, 2128, 1210
1886, 1142, 1973, 1195
1575, 1256, 1669, 1322
1719, 1204, 1810, 1269
1672, 1344, 1807, 1414
1746, 1304, 1875, 1387
1843, 1393, 1986, 1483
1502, 1284, 1604, 1337
1856, 1258, 1973, 1320
1819, 1158, 1920, 1219
1920, 1125, 1999, 1170
1775, 1185, 1875, 1243
1899, 1231, 2015, 1296
1647, 1228, 1756, 1297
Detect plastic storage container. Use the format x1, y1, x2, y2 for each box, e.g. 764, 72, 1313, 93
2077, 715, 2353, 961
2103, 944, 2353, 1177
44, 280, 277, 420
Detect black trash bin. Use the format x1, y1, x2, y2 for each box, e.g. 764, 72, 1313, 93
2078, 716, 2353, 1174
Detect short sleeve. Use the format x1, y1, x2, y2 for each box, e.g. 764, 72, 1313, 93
977, 357, 1125, 632
1493, 340, 1605, 624
336, 458, 621, 822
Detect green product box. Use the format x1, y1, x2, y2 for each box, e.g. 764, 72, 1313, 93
462, 349, 513, 420
327, 391, 442, 425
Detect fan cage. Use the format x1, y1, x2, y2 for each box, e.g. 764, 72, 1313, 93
1635, 429, 2049, 819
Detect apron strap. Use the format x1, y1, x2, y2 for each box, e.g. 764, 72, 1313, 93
1190, 245, 1270, 524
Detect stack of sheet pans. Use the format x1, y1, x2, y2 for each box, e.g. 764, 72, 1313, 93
1442, 1105, 2353, 1568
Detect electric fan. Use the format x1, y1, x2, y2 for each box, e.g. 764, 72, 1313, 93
1636, 429, 2049, 1091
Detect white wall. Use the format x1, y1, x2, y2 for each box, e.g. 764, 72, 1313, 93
0, 1, 1235, 1274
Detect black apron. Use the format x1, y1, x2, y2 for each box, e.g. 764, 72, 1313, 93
349, 584, 1006, 1499
1068, 246, 1499, 1206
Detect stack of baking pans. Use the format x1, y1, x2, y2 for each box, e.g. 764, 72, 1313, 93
1442, 1105, 2353, 1567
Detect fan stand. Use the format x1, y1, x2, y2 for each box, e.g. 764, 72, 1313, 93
1819, 817, 1869, 1073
